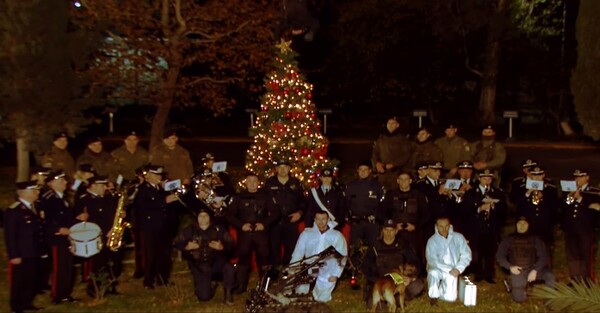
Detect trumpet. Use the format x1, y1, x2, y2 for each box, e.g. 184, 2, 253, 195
565, 188, 581, 205
531, 190, 543, 205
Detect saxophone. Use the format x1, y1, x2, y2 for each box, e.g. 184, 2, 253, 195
106, 191, 132, 251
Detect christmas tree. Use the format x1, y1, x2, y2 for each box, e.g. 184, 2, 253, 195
245, 40, 339, 187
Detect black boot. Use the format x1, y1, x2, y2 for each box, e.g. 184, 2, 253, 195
224, 288, 234, 306
234, 266, 249, 295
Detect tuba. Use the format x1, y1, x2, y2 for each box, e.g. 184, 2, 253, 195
106, 191, 132, 252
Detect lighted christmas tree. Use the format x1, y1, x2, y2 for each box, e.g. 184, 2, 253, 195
245, 40, 339, 187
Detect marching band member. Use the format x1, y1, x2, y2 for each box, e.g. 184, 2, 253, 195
39, 171, 80, 304
5, 180, 45, 313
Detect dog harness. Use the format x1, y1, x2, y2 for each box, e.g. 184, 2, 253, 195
385, 272, 405, 285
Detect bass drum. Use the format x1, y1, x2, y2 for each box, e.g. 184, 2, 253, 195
69, 222, 103, 258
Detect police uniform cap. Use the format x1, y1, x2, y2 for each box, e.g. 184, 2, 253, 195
30, 166, 51, 176
321, 168, 333, 177
78, 164, 96, 174
457, 160, 474, 169
135, 165, 148, 176
86, 136, 102, 145
125, 131, 139, 138
88, 176, 109, 185
356, 160, 372, 169
521, 159, 538, 168
275, 159, 291, 167
146, 165, 165, 175
416, 161, 429, 170
483, 125, 494, 131
517, 216, 529, 223
382, 219, 396, 228
16, 180, 41, 190
428, 161, 443, 170
529, 167, 545, 175
45, 170, 66, 183
202, 153, 215, 161
573, 169, 589, 177
53, 132, 68, 141
478, 169, 494, 177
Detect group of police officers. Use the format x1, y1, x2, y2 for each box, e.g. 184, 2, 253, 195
4, 123, 600, 313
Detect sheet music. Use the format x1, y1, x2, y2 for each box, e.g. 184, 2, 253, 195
526, 178, 544, 191
560, 180, 577, 192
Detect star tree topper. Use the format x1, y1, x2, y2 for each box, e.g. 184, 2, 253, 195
276, 39, 293, 54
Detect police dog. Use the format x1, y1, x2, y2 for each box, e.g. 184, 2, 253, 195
370, 263, 417, 313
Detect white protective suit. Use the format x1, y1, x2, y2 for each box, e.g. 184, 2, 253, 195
425, 224, 472, 302
290, 223, 348, 302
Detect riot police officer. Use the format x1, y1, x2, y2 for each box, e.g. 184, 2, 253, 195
226, 172, 279, 294
175, 208, 236, 305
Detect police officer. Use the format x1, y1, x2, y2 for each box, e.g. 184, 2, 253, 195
111, 131, 149, 185
379, 171, 429, 263
345, 160, 384, 268
561, 169, 600, 282
265, 159, 306, 268
450, 160, 477, 233
434, 124, 472, 179
362, 219, 424, 309
37, 132, 76, 179
496, 216, 556, 303
305, 168, 346, 230
174, 208, 236, 305
460, 169, 508, 283
74, 176, 122, 297
414, 161, 453, 239
509, 159, 538, 205
136, 165, 179, 289
4, 180, 45, 313
515, 166, 558, 250
39, 170, 81, 304
226, 172, 279, 294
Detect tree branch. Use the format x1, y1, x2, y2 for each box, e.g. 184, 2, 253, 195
174, 0, 187, 36
185, 76, 240, 87
185, 20, 251, 43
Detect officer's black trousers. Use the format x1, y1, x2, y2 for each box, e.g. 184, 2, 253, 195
189, 260, 235, 301
9, 258, 37, 312
51, 244, 74, 301
269, 222, 299, 267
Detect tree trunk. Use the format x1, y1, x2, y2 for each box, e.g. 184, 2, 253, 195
16, 135, 30, 182
149, 53, 182, 151
478, 0, 508, 125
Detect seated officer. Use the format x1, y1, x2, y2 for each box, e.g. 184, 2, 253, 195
174, 208, 236, 305
362, 219, 424, 309
496, 216, 556, 303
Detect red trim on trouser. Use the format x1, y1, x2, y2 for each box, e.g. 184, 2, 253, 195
83, 260, 91, 281
7, 261, 12, 286
51, 246, 58, 298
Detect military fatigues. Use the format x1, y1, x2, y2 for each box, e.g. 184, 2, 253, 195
372, 130, 414, 191
111, 145, 149, 183
136, 182, 172, 288
39, 189, 78, 302
515, 182, 558, 249
4, 200, 46, 313
76, 149, 116, 182
470, 140, 506, 187
226, 189, 279, 293
411, 141, 443, 170
345, 177, 384, 267
362, 237, 424, 303
560, 184, 600, 280
496, 232, 555, 303
174, 223, 235, 301
74, 191, 122, 296
434, 135, 471, 177
460, 185, 507, 281
149, 144, 194, 182
265, 175, 306, 267
38, 146, 76, 179
379, 188, 429, 263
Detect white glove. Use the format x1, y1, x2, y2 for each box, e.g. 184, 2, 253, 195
527, 270, 537, 282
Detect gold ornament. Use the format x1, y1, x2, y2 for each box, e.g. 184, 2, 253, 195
276, 39, 293, 54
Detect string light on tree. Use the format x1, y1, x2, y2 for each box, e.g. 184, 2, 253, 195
245, 39, 339, 187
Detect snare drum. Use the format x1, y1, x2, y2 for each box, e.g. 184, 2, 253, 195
69, 222, 103, 258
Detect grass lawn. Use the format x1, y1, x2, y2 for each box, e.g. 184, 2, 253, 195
0, 166, 598, 312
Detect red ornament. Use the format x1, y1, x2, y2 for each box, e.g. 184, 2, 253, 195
258, 160, 265, 166
285, 111, 293, 119
307, 93, 312, 99
295, 88, 301, 94
300, 147, 310, 156
310, 112, 316, 119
